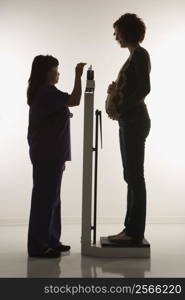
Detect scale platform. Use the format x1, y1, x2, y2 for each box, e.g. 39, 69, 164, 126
81, 237, 150, 258
100, 236, 150, 248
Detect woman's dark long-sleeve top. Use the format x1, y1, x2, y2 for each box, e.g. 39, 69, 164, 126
27, 84, 72, 163
116, 45, 151, 120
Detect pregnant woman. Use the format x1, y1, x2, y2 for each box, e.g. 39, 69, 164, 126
106, 13, 151, 245
27, 55, 86, 257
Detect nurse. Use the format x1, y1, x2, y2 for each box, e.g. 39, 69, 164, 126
27, 55, 86, 258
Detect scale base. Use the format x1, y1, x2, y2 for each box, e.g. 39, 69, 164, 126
100, 236, 150, 248
81, 237, 150, 258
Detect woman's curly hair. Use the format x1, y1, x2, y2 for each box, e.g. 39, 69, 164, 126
113, 13, 146, 44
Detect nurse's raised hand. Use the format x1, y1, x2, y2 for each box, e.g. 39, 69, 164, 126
75, 63, 87, 77
67, 63, 87, 107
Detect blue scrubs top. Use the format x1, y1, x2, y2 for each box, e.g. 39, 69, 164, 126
27, 84, 72, 163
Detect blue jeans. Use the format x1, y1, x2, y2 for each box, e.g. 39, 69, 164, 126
118, 117, 151, 241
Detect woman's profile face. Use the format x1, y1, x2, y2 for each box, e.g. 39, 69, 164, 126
113, 26, 127, 48
47, 66, 60, 85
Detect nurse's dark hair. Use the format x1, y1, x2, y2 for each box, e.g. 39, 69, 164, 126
27, 55, 59, 106
113, 13, 146, 44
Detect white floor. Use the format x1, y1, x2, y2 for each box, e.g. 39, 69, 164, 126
0, 224, 185, 278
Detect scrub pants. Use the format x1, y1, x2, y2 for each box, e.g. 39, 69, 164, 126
118, 117, 151, 241
27, 155, 65, 256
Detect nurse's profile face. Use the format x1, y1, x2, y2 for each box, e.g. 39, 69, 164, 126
47, 66, 60, 85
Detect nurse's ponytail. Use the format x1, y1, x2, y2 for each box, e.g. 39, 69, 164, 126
27, 55, 59, 106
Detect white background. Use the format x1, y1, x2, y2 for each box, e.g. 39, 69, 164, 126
0, 0, 185, 226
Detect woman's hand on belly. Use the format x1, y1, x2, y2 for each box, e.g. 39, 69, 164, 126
107, 81, 116, 94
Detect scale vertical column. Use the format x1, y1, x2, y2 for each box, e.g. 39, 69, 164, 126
81, 66, 95, 253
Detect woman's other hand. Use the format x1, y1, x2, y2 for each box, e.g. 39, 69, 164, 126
108, 111, 121, 121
